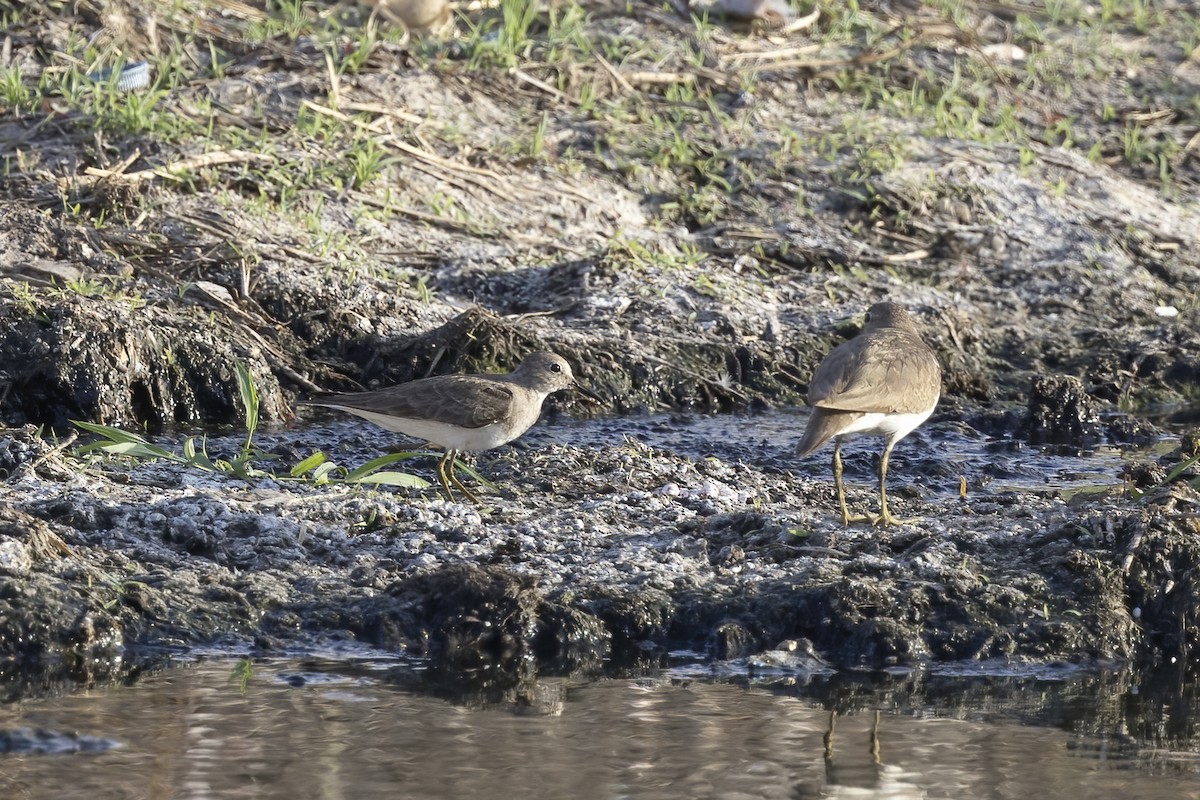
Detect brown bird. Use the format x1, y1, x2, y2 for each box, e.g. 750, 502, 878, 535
362, 0, 451, 33
796, 302, 941, 526
299, 352, 582, 502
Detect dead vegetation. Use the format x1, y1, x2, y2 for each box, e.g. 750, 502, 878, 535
0, 0, 1198, 428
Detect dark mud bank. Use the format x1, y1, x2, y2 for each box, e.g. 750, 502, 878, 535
1, 410, 1198, 690
3, 0, 1200, 690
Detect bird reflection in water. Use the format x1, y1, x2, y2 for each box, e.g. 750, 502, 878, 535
792, 710, 927, 799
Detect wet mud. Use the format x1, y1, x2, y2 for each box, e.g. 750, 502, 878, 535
2, 407, 1199, 694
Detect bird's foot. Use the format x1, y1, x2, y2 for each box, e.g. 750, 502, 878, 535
436, 459, 482, 504
840, 510, 873, 526
449, 473, 482, 504
865, 509, 920, 527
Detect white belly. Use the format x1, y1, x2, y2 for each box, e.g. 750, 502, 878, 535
837, 407, 935, 444
336, 410, 517, 452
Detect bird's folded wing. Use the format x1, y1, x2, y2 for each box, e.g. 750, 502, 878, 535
316, 376, 517, 429
810, 334, 940, 415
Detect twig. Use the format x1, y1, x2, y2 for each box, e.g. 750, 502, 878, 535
383, 136, 506, 180
300, 98, 359, 126
301, 102, 542, 206
749, 31, 937, 74
643, 352, 749, 402
268, 355, 324, 395
105, 148, 143, 176
0, 114, 54, 153
942, 311, 965, 354
724, 43, 821, 63
353, 191, 493, 235
168, 210, 238, 241
1121, 526, 1145, 574
15, 430, 79, 492
281, 245, 324, 263
325, 50, 340, 110
781, 545, 850, 558
550, 181, 605, 209
623, 71, 697, 86
778, 6, 820, 35
73, 149, 272, 188
511, 68, 579, 106
379, 135, 522, 203
341, 100, 425, 125
879, 249, 931, 263
505, 306, 578, 323
594, 54, 635, 94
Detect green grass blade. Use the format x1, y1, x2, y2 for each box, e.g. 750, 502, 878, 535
346, 471, 431, 488
90, 441, 180, 461
73, 420, 181, 462
182, 436, 218, 471
451, 457, 497, 491
1163, 451, 1200, 484
343, 451, 432, 481
311, 461, 340, 483
235, 363, 260, 447
290, 450, 329, 477
73, 420, 153, 445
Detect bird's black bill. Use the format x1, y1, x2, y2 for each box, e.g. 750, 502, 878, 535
573, 383, 604, 405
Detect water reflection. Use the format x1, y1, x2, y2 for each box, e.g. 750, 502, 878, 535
522, 409, 1146, 498
2, 659, 1199, 800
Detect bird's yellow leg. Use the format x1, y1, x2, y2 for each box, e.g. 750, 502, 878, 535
868, 442, 919, 526
435, 451, 456, 502
446, 453, 481, 504
833, 439, 870, 526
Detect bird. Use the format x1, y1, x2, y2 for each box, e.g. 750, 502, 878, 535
796, 302, 941, 526
710, 0, 795, 28
299, 352, 582, 502
361, 0, 451, 33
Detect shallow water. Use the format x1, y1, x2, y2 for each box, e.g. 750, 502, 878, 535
270, 399, 1178, 505
521, 408, 1141, 497
18, 411, 1187, 798
2, 658, 1198, 800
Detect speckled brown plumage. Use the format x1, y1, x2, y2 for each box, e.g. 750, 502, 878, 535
299, 352, 577, 502
796, 302, 941, 526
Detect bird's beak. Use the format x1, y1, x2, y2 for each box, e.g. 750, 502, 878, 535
573, 382, 604, 406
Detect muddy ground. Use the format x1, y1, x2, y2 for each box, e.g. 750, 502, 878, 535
1, 0, 1199, 697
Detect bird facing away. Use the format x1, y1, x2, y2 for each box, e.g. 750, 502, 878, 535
299, 352, 579, 502
796, 302, 941, 526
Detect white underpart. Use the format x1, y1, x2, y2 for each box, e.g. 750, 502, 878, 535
835, 404, 936, 445
321, 408, 522, 452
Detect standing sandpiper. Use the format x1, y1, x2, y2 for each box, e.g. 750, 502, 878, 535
299, 352, 582, 502
796, 302, 941, 526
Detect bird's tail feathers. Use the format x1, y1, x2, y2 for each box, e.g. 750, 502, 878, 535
795, 408, 861, 457
296, 395, 339, 407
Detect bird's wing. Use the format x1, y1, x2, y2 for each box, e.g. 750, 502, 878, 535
808, 331, 941, 414
310, 375, 517, 429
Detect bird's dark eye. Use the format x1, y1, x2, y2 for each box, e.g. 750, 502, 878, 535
551, 363, 562, 373
864, 312, 872, 323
